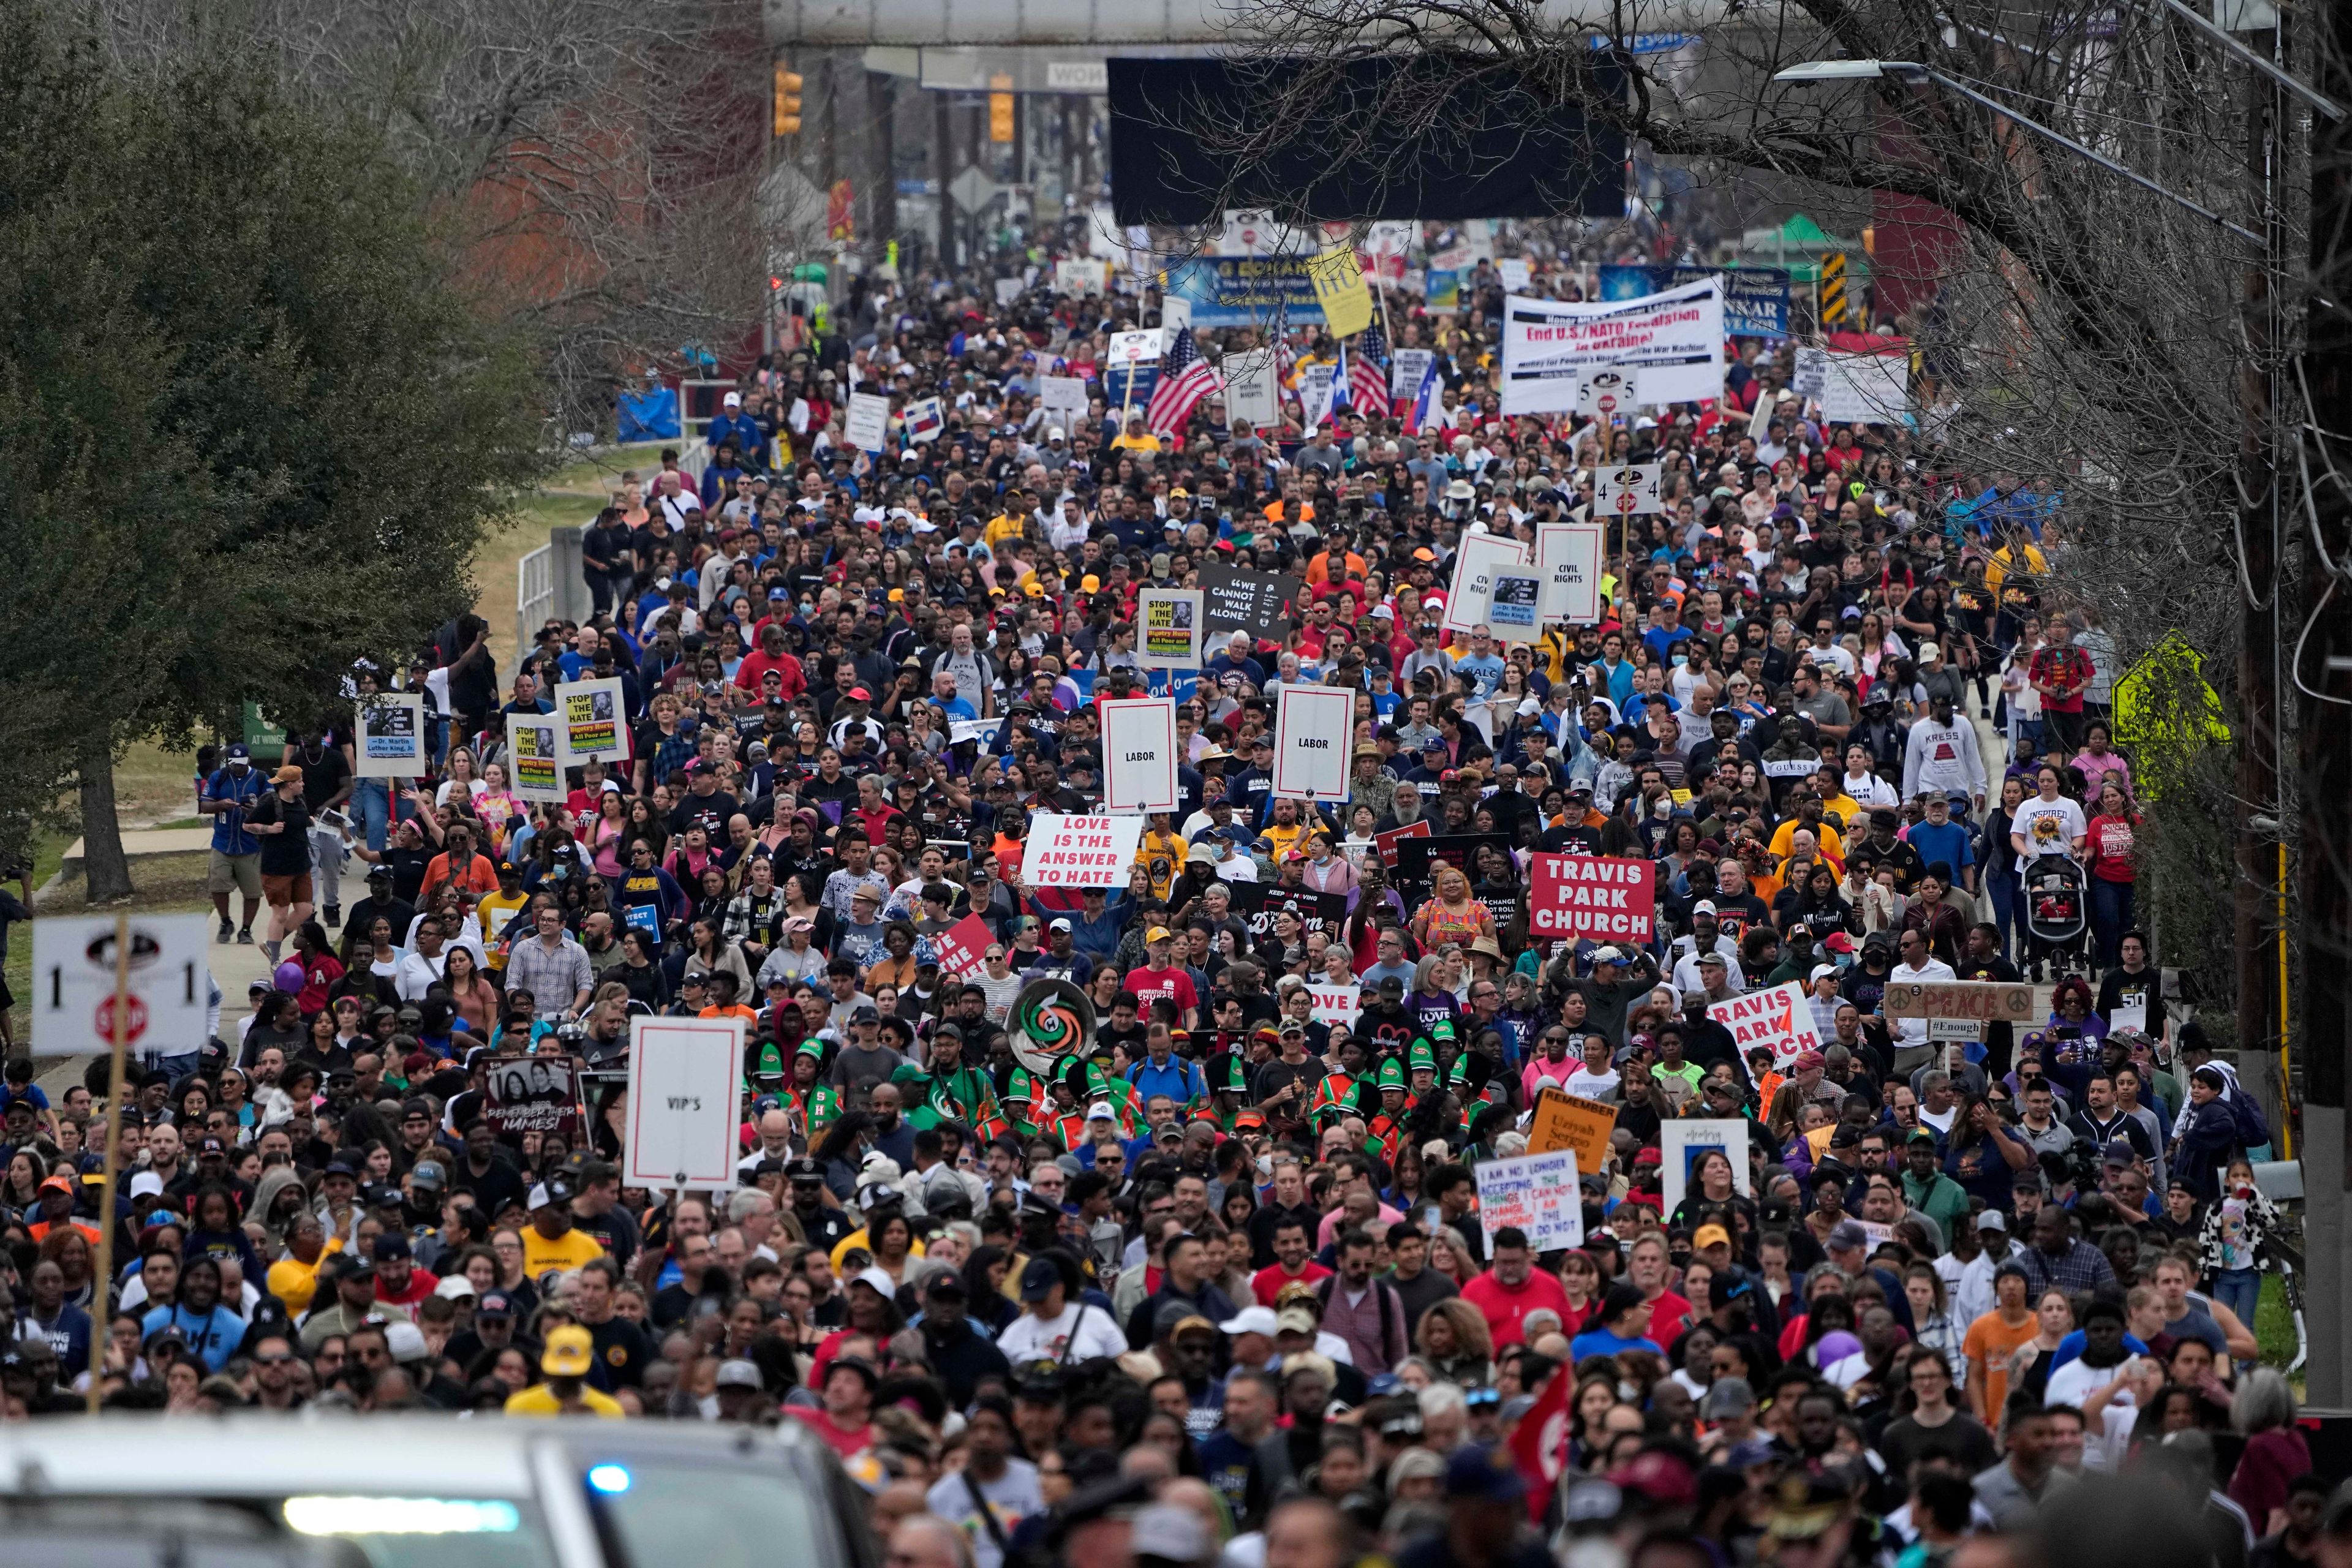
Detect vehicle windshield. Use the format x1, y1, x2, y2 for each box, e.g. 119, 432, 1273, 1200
279, 1494, 560, 1568
581, 1459, 831, 1568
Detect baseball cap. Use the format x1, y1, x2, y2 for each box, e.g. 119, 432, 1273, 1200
1219, 1305, 1280, 1337
1446, 1445, 1528, 1502
1692, 1224, 1731, 1250
541, 1324, 595, 1376
715, 1358, 764, 1392
476, 1291, 515, 1320
1825, 1219, 1869, 1251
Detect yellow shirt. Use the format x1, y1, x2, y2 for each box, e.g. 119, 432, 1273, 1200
521, 1224, 607, 1281
828, 1227, 928, 1272
505, 1382, 625, 1418
1137, 831, 1186, 901
1983, 541, 2047, 597
1111, 431, 1163, 453
477, 890, 530, 971
266, 1239, 342, 1317
1256, 821, 1308, 864
984, 512, 1028, 551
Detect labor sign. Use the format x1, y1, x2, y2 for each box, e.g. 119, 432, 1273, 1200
1528, 854, 1654, 942
1708, 980, 1823, 1070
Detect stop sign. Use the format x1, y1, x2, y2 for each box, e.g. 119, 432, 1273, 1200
94, 993, 149, 1045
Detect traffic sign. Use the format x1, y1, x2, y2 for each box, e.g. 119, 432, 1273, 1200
30, 914, 209, 1056
947, 166, 1001, 213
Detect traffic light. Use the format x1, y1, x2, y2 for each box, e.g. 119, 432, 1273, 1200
773, 62, 804, 137
989, 74, 1015, 143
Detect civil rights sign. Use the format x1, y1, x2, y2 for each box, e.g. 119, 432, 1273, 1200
1528, 854, 1655, 942
1197, 565, 1300, 644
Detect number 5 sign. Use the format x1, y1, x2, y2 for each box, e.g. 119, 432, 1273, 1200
31, 914, 211, 1056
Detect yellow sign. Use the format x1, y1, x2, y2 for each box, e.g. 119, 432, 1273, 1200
1526, 1088, 1616, 1179
1308, 246, 1375, 338
1820, 252, 1849, 326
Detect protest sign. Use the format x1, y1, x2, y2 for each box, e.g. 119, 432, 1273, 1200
1425, 269, 1460, 312
1038, 375, 1090, 420
1109, 328, 1163, 365
1136, 589, 1204, 668
1880, 979, 2037, 1022
1374, 820, 1431, 867
1526, 1088, 1618, 1178
1499, 279, 1725, 415
844, 392, 892, 452
930, 913, 995, 980
1792, 346, 1830, 401
483, 1056, 584, 1139
1528, 854, 1655, 943
1390, 347, 1436, 401
1661, 1120, 1752, 1216
1475, 1147, 1585, 1252
1197, 565, 1299, 643
355, 693, 425, 777
1163, 256, 1324, 326
1441, 532, 1532, 636
1299, 363, 1338, 427
1221, 348, 1281, 428
1819, 350, 1911, 424
994, 277, 1022, 306
1306, 982, 1362, 1030
1306, 246, 1374, 337
1496, 257, 1532, 292
1390, 833, 1513, 902
1228, 883, 1348, 940
1537, 522, 1605, 622
1594, 463, 1664, 518
949, 718, 1002, 749
1054, 257, 1103, 296
1600, 264, 1791, 338
1272, 685, 1354, 801
506, 715, 566, 802
903, 396, 945, 443
625, 1016, 744, 1189
555, 677, 630, 764
1100, 698, 1180, 813
1485, 570, 1544, 643
1021, 813, 1147, 888
1708, 980, 1823, 1069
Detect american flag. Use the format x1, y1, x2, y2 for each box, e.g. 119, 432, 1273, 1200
1145, 327, 1220, 436
1348, 325, 1392, 417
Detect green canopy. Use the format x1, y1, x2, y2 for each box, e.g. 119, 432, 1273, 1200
1735, 214, 1871, 283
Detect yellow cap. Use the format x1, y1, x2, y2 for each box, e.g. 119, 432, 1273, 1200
541, 1324, 594, 1376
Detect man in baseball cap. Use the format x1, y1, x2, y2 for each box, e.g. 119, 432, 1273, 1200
504, 1324, 622, 1417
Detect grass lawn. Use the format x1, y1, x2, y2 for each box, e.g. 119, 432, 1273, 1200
2256, 1268, 2301, 1374
478, 442, 674, 674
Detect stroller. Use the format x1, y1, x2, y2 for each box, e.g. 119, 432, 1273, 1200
2022, 854, 2090, 979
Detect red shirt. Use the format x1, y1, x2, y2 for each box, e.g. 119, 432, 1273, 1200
1461, 1266, 1572, 1348
1253, 1260, 1333, 1306
734, 647, 808, 698
1123, 965, 1199, 1016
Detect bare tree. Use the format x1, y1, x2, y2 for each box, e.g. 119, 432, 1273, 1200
94, 0, 780, 425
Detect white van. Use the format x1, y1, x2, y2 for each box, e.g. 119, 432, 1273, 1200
0, 1415, 881, 1568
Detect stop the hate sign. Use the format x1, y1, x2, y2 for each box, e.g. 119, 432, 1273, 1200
1528, 854, 1655, 943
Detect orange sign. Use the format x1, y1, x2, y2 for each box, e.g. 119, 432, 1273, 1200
1526, 1088, 1615, 1177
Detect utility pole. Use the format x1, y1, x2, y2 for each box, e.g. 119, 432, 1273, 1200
2299, 0, 2352, 1409
934, 91, 956, 272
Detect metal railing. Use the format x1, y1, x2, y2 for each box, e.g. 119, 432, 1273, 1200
518, 542, 554, 658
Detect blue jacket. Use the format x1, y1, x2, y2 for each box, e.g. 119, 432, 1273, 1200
706, 412, 764, 464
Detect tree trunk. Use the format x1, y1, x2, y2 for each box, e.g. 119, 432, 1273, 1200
76, 731, 134, 904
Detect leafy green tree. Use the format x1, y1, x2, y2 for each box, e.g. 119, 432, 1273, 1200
0, 1, 548, 897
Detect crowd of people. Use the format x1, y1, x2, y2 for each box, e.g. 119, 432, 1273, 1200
0, 231, 2316, 1568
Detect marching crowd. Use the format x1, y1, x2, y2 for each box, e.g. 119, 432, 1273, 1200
0, 232, 2317, 1568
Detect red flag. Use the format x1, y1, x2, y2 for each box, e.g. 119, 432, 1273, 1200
1507, 1365, 1572, 1521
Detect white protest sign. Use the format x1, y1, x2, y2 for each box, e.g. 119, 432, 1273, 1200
1475, 1147, 1585, 1252
355, 693, 426, 777
1306, 982, 1362, 1030
1160, 295, 1192, 347
903, 396, 946, 443
1223, 349, 1281, 428
1792, 346, 1830, 401
1578, 366, 1638, 420
1299, 363, 1338, 428
1099, 698, 1180, 813
993, 277, 1022, 306
1109, 329, 1163, 364
949, 718, 1002, 748
1440, 531, 1532, 636
1747, 388, 1777, 444
1272, 684, 1354, 801
1593, 463, 1664, 518
1054, 258, 1103, 296
844, 392, 892, 453
1485, 569, 1544, 643
554, 677, 630, 764
1390, 347, 1436, 402
1499, 278, 1726, 415
505, 714, 567, 802
1496, 257, 1532, 292
1022, 813, 1147, 888
30, 914, 209, 1057
624, 1016, 745, 1189
1537, 522, 1605, 622
1708, 979, 1824, 1070
1820, 350, 1910, 424
1038, 375, 1090, 422
1661, 1119, 1752, 1216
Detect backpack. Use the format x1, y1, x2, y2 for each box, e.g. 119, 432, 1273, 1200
2229, 1090, 2271, 1150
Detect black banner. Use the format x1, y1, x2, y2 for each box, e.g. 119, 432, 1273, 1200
1390, 832, 1516, 906
1228, 881, 1349, 940
1197, 565, 1301, 646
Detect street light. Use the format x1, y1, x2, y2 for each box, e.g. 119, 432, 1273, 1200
1772, 57, 2263, 243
